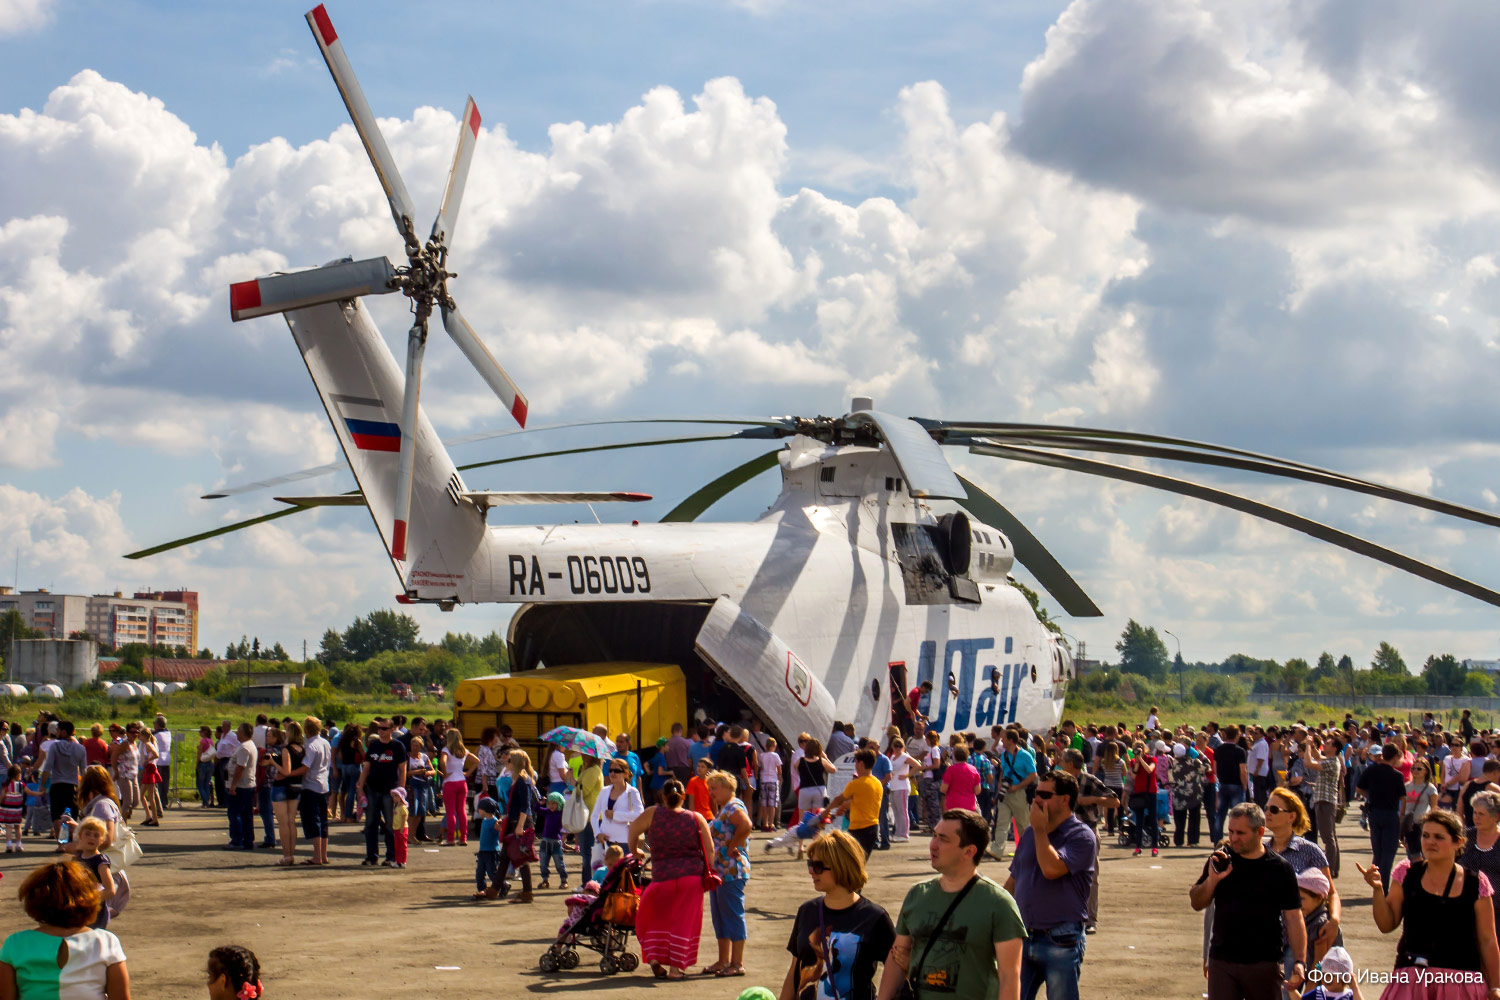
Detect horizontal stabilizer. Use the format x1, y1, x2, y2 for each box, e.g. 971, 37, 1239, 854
463, 490, 652, 510
273, 491, 652, 510
274, 494, 365, 507
230, 257, 397, 322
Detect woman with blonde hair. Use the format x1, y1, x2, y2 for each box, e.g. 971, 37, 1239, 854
496, 748, 538, 903
272, 720, 306, 865
1266, 786, 1343, 966
439, 729, 476, 847
780, 830, 894, 1000
1403, 759, 1440, 862
703, 769, 752, 977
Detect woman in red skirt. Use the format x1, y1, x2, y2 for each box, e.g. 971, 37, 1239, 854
629, 778, 713, 979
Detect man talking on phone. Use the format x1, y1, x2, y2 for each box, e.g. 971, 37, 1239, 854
1189, 802, 1304, 1000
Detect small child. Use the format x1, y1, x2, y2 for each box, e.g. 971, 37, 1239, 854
1297, 869, 1334, 966
207, 944, 263, 1000
1302, 944, 1362, 1000
473, 797, 501, 900
592, 842, 623, 885
0, 765, 25, 851
538, 792, 568, 890
756, 737, 782, 831
389, 787, 409, 868
21, 769, 46, 838
764, 797, 831, 856
74, 816, 116, 928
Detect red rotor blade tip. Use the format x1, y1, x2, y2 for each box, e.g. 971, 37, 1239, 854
229, 279, 261, 318
511, 396, 528, 428
392, 519, 407, 562
309, 5, 337, 45
467, 103, 481, 137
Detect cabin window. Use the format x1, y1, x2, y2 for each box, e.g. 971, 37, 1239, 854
870, 678, 881, 702
885, 477, 895, 491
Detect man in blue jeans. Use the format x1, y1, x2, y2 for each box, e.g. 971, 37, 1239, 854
1211, 725, 1249, 843
871, 737, 894, 850
1356, 741, 1406, 891
1004, 772, 1096, 1000
224, 723, 257, 849
356, 718, 408, 866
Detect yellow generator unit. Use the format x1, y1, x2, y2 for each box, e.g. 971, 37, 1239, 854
453, 663, 686, 763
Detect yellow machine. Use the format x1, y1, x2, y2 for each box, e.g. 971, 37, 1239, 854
453, 663, 686, 763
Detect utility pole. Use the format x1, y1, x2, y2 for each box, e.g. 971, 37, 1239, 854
1164, 629, 1183, 703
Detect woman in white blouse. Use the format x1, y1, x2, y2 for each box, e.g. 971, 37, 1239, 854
591, 758, 645, 857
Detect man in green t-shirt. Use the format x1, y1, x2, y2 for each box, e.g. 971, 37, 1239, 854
877, 808, 1027, 1000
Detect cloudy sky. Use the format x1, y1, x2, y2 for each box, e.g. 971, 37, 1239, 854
4, 0, 1500, 668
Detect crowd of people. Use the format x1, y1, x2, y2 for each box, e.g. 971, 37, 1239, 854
11, 701, 1500, 998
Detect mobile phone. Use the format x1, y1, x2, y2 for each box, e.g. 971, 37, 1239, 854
1211, 852, 1231, 873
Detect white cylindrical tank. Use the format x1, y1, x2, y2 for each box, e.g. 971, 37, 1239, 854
107, 683, 136, 699
149, 681, 166, 693
163, 681, 186, 694
31, 684, 62, 699
1, 683, 28, 698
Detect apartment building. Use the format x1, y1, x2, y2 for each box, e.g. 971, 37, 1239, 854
0, 586, 199, 650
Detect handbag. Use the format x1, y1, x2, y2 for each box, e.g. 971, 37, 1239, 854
702, 818, 724, 891
899, 875, 979, 1000
116, 822, 143, 869
602, 864, 640, 925
561, 790, 589, 835
505, 827, 539, 864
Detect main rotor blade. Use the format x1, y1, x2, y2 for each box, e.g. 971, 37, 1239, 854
137, 435, 772, 559
306, 4, 420, 252
454, 431, 775, 474
201, 418, 790, 500
970, 440, 1500, 610
923, 419, 1342, 476
430, 96, 480, 246
954, 475, 1101, 617
124, 506, 308, 560
440, 303, 529, 427
392, 323, 427, 561
661, 450, 784, 522
851, 410, 964, 498
963, 430, 1500, 531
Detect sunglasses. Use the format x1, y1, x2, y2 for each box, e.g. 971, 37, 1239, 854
806, 860, 830, 875
1033, 790, 1056, 800
610, 769, 627, 775
1266, 805, 1286, 815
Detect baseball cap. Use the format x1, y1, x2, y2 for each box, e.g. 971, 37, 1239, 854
1297, 868, 1331, 897
477, 797, 499, 813
1172, 744, 1188, 758
1319, 946, 1353, 976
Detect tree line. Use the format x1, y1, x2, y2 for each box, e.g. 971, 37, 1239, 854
1106, 618, 1494, 699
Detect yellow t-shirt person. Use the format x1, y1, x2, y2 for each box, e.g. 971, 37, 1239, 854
844, 774, 884, 830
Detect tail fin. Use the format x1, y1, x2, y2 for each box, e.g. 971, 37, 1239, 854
285, 300, 483, 599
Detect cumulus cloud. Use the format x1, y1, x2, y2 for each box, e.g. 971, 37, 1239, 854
0, 0, 56, 38
8, 16, 1500, 661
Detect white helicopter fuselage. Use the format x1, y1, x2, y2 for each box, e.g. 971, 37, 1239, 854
288, 297, 1068, 745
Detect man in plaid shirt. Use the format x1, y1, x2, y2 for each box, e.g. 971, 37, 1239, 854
1306, 734, 1343, 878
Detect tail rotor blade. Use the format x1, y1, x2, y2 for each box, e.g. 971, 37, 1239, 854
431, 96, 480, 246
441, 304, 529, 427
392, 323, 427, 561
306, 4, 420, 251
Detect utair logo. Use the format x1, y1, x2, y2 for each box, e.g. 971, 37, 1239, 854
913, 637, 1027, 731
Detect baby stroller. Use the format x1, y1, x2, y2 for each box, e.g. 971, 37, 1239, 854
1115, 806, 1138, 848
539, 854, 646, 975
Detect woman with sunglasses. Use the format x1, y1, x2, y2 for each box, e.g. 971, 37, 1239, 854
589, 757, 644, 868
780, 829, 894, 1000
1265, 787, 1343, 965
1403, 760, 1440, 862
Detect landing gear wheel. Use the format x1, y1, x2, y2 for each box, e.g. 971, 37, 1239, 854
539, 952, 559, 972
561, 950, 580, 969
600, 955, 618, 975
619, 953, 640, 971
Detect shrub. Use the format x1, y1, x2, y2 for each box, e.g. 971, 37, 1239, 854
58, 689, 108, 721
316, 698, 352, 725
1191, 676, 1246, 707
137, 695, 160, 719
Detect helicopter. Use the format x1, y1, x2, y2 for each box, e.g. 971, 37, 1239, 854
130, 4, 1500, 746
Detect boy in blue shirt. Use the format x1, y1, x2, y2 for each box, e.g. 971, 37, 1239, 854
472, 797, 502, 900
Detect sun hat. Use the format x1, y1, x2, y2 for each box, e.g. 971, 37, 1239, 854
1319, 946, 1353, 975
1297, 868, 1331, 897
